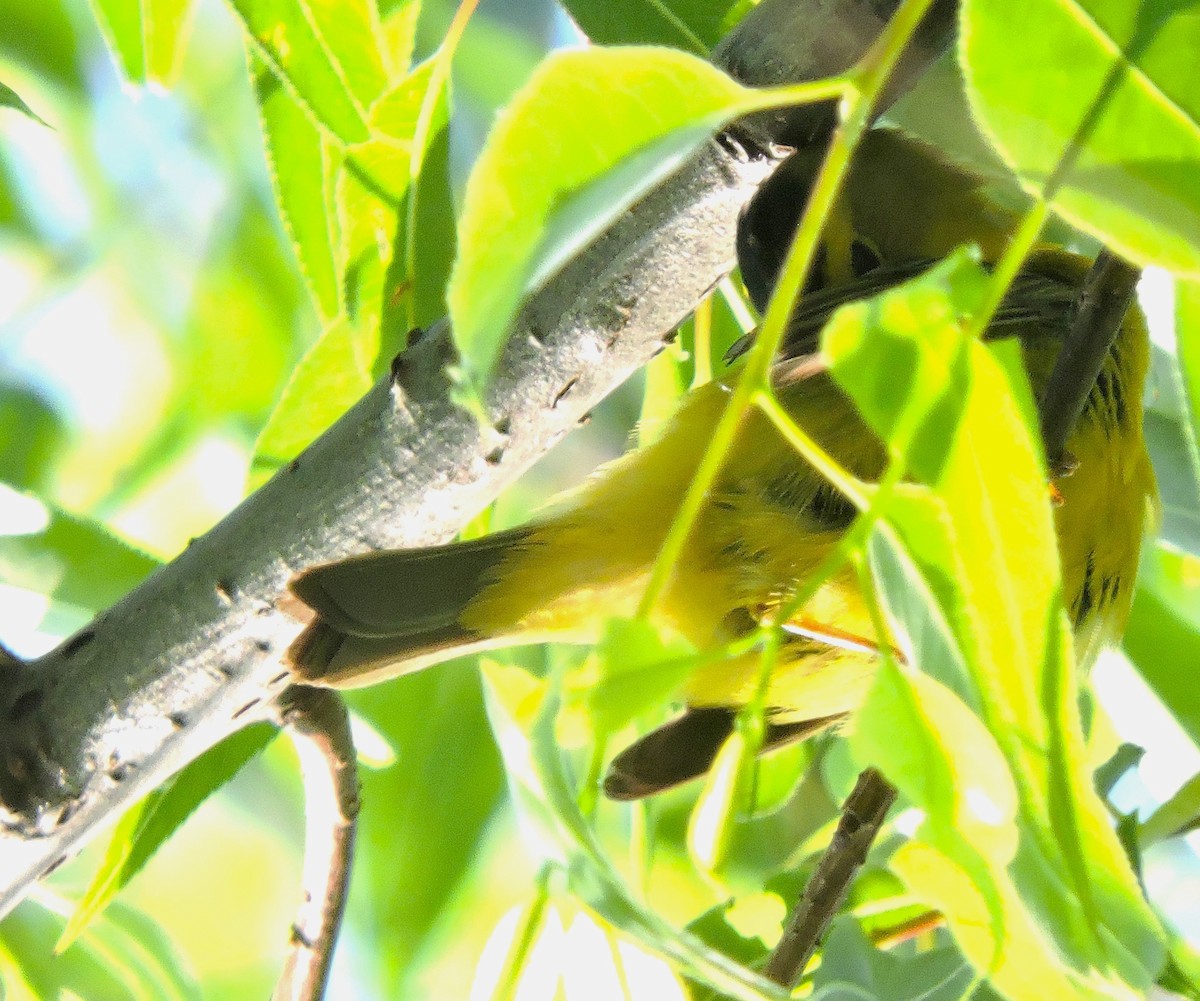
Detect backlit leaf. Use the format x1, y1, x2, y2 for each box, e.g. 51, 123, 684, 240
961, 0, 1200, 275
448, 46, 773, 402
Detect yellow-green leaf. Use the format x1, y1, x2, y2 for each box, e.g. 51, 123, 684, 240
88, 0, 199, 84
961, 0, 1200, 276
250, 316, 376, 485
826, 253, 1165, 995
448, 45, 771, 402
229, 0, 388, 143
255, 61, 341, 320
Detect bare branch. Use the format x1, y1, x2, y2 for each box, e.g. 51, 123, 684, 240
762, 768, 897, 988
273, 688, 359, 1001
869, 909, 944, 950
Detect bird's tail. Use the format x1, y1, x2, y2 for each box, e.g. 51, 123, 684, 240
286, 528, 533, 688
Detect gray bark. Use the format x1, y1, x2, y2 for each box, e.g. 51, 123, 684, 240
0, 0, 952, 918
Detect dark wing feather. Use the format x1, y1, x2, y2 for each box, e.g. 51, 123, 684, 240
604, 707, 843, 801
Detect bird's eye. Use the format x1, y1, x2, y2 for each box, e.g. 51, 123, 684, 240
850, 238, 882, 278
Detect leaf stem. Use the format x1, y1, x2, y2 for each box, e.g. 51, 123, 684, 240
577, 735, 608, 820
490, 868, 553, 1001
966, 199, 1048, 340
754, 389, 870, 509
692, 295, 714, 388
637, 0, 937, 618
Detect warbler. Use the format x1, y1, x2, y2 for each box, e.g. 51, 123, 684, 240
285, 129, 1156, 799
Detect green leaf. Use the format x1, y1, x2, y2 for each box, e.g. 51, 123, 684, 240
249, 58, 451, 484
0, 154, 27, 233
480, 659, 790, 1001
681, 744, 836, 893
87, 0, 144, 81
961, 0, 1200, 276
87, 0, 200, 84
860, 490, 974, 708
1141, 769, 1200, 845
812, 917, 983, 1001
851, 658, 1015, 987
183, 206, 304, 426
141, 0, 199, 82
570, 618, 698, 740
821, 253, 988, 486
0, 81, 49, 126
1, 894, 200, 1001
250, 315, 376, 485
1144, 409, 1200, 557
337, 59, 442, 343
228, 0, 388, 143
854, 657, 1018, 864
390, 117, 455, 335
684, 893, 781, 974
687, 725, 756, 874
379, 0, 420, 75
58, 724, 276, 950
560, 0, 754, 53
346, 661, 504, 994
1160, 938, 1200, 1001
447, 45, 769, 402
255, 61, 341, 321
638, 341, 689, 447
825, 254, 1165, 996
1143, 313, 1200, 556
0, 0, 85, 92
0, 492, 159, 613
1124, 544, 1200, 749
0, 382, 65, 490
1177, 278, 1200, 504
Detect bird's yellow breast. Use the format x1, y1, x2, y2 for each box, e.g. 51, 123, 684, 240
462, 265, 1154, 726
1045, 323, 1156, 667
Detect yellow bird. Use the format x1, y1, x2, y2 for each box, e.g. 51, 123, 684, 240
285, 129, 1156, 799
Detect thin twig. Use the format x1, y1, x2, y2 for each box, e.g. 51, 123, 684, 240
869, 909, 944, 949
762, 768, 897, 988
1039, 249, 1141, 474
273, 687, 360, 1001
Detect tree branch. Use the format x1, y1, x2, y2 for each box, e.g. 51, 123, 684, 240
762, 768, 897, 988
0, 0, 953, 919
272, 687, 359, 1001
